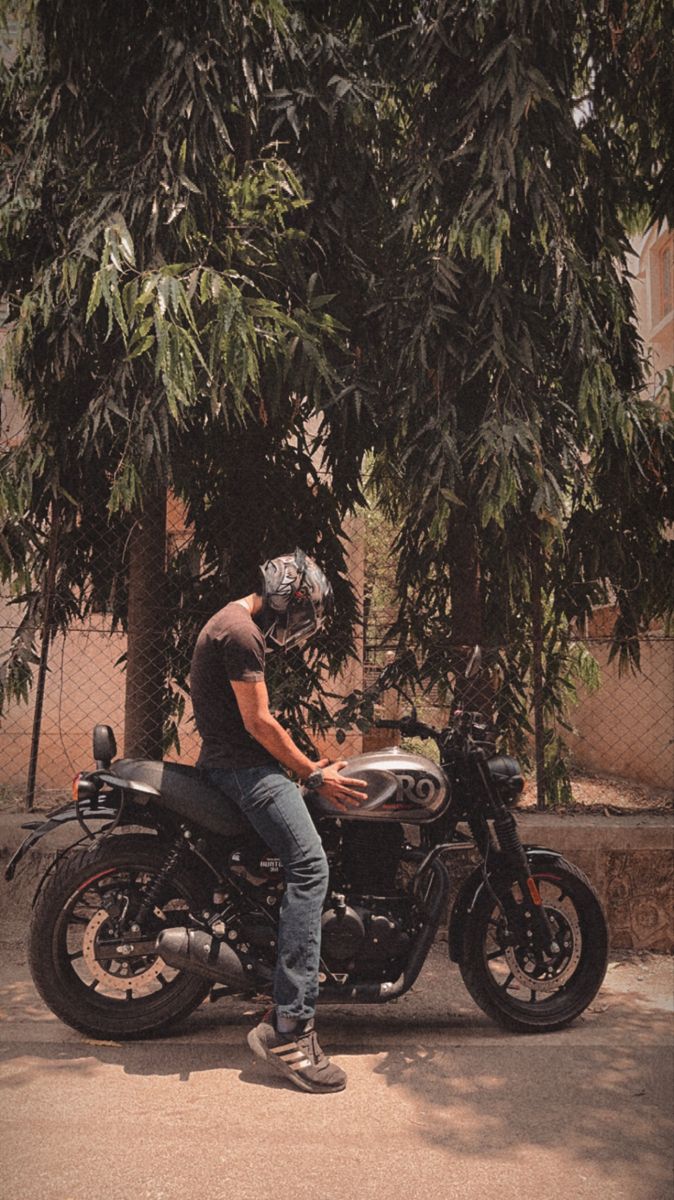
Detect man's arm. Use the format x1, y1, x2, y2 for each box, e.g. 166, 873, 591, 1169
231, 678, 367, 805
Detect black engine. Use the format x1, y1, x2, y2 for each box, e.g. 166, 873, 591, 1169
319, 895, 418, 980
214, 820, 422, 984
317, 820, 420, 979
329, 820, 405, 893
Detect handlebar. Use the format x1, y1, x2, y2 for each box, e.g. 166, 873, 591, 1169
373, 709, 492, 747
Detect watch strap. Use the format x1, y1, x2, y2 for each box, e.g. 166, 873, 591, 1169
304, 768, 325, 790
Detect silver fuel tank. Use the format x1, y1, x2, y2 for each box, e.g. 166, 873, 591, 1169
310, 747, 450, 824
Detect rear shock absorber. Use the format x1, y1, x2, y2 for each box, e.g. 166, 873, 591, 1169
134, 834, 187, 925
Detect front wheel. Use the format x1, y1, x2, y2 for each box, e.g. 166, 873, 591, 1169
29, 834, 212, 1040
459, 860, 609, 1033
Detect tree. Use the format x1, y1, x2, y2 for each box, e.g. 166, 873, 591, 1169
0, 0, 395, 756
2, 1, 671, 798
368, 0, 673, 791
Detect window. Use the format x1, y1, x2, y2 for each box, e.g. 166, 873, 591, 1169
652, 235, 674, 325
659, 242, 673, 319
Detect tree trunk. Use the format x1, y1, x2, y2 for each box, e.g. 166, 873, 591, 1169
449, 506, 483, 646
123, 488, 168, 759
530, 531, 547, 810
449, 505, 492, 711
25, 499, 60, 810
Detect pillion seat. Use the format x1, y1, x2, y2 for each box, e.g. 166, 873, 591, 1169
110, 759, 248, 838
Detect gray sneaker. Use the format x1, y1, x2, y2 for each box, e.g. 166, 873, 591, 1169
247, 1009, 347, 1093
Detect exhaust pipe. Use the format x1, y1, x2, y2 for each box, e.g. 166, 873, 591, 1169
156, 928, 248, 990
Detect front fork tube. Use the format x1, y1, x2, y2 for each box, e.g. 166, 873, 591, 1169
475, 761, 560, 956
494, 810, 560, 954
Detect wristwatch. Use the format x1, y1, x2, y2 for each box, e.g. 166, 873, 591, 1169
304, 768, 325, 790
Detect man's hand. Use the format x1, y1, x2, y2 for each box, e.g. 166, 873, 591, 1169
311, 757, 368, 810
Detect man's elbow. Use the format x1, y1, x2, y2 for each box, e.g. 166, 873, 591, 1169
243, 713, 270, 740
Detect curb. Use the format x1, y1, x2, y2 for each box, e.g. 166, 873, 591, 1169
1, 809, 672, 952
518, 811, 673, 952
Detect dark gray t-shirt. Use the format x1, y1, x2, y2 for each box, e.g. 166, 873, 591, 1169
190, 602, 274, 770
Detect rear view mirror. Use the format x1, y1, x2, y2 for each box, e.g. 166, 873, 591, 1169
93, 724, 117, 768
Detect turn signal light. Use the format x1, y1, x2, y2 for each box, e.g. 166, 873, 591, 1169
72, 773, 99, 803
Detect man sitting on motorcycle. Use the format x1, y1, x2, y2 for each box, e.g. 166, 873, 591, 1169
190, 548, 367, 1093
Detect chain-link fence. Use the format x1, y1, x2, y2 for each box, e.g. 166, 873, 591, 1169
360, 633, 674, 799
0, 489, 672, 812
563, 635, 674, 796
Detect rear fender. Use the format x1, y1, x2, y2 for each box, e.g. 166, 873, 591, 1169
447, 847, 572, 963
4, 792, 156, 884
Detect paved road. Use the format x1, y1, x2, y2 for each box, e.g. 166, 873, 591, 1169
0, 941, 672, 1200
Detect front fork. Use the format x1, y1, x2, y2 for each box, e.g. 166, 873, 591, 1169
473, 759, 560, 956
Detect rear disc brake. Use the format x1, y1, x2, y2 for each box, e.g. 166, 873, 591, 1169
82, 909, 165, 992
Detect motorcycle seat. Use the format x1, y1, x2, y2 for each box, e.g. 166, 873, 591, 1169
109, 759, 248, 837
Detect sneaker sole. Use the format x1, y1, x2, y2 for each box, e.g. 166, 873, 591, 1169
247, 1026, 346, 1094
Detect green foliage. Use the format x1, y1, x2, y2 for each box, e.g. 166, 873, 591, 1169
366, 2, 672, 801
0, 0, 390, 736
400, 737, 440, 764
0, 1, 671, 783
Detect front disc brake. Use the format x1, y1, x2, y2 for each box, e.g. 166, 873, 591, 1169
504, 904, 582, 993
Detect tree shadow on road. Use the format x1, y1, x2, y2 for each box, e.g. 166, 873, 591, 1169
1, 963, 672, 1195
333, 989, 674, 1196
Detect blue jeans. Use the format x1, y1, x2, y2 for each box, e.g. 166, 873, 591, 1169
205, 764, 329, 1023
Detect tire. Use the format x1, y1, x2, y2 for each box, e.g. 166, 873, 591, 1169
29, 834, 212, 1041
458, 860, 609, 1033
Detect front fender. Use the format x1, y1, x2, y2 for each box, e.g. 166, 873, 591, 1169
447, 846, 573, 963
4, 794, 153, 883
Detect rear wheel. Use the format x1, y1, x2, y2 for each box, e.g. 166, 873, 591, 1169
459, 861, 608, 1032
29, 835, 212, 1040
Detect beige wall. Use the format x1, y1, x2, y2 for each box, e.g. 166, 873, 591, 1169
0, 611, 127, 799
0, 514, 364, 796
627, 224, 674, 381
568, 638, 674, 791
565, 227, 674, 791
0, 606, 205, 800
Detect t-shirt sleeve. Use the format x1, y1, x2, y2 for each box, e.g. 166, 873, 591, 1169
220, 624, 266, 683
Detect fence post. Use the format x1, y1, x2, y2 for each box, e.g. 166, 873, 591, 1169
530, 533, 546, 810
25, 499, 59, 811
123, 486, 168, 759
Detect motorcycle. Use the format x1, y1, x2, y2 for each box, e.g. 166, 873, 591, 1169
6, 684, 609, 1041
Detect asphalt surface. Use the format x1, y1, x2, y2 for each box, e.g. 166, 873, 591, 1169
0, 940, 672, 1200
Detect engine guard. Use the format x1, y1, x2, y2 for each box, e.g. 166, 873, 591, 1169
447, 846, 573, 963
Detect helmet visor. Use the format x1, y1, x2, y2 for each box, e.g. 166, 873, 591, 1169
260, 550, 333, 652
267, 593, 327, 651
